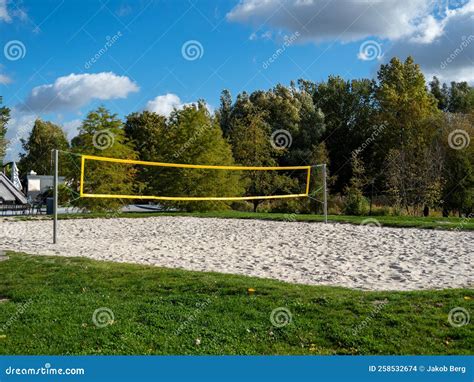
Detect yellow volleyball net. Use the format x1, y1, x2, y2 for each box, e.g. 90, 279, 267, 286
79, 154, 312, 201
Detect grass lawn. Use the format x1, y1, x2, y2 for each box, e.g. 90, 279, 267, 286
0, 253, 472, 355
13, 210, 474, 230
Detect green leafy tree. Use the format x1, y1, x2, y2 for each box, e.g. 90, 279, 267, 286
0, 102, 10, 166
70, 107, 137, 212
18, 119, 69, 175
230, 111, 297, 212
441, 113, 474, 216
429, 76, 449, 111
145, 102, 243, 211
377, 56, 442, 213
308, 76, 377, 193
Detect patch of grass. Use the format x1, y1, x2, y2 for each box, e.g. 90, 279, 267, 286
11, 210, 474, 230
0, 253, 472, 355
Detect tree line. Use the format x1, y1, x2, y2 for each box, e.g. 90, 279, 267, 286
1, 57, 473, 216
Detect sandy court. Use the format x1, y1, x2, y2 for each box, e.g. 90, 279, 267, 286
0, 216, 472, 291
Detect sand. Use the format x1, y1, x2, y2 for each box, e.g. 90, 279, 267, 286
0, 216, 472, 291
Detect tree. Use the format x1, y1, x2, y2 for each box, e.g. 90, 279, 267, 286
448, 81, 474, 113
18, 119, 69, 175
216, 89, 233, 138
145, 102, 243, 211
343, 153, 369, 215
376, 56, 442, 213
441, 113, 474, 216
0, 102, 10, 167
308, 76, 377, 193
429, 76, 449, 111
229, 111, 296, 212
70, 107, 137, 212
124, 110, 167, 161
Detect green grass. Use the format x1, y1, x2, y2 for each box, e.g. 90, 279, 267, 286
12, 210, 474, 230
0, 253, 472, 355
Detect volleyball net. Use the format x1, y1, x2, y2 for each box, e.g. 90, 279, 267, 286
79, 154, 313, 201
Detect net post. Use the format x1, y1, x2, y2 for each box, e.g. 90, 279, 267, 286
322, 163, 328, 223
53, 149, 58, 244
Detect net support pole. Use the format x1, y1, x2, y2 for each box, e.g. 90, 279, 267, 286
53, 149, 58, 244
322, 163, 328, 223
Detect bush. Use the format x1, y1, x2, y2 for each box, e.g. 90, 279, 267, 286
343, 189, 369, 215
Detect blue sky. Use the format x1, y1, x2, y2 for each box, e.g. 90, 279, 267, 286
1, 0, 473, 160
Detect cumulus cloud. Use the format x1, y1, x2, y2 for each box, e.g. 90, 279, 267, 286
20, 72, 139, 113
227, 0, 431, 42
228, 0, 474, 83
145, 93, 213, 117
387, 2, 474, 83
145, 93, 189, 117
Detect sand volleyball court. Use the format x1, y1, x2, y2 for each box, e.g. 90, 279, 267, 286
1, 216, 472, 291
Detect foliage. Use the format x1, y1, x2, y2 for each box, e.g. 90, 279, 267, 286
18, 119, 69, 175
440, 113, 474, 216
0, 103, 10, 167
70, 107, 137, 212
140, 103, 243, 211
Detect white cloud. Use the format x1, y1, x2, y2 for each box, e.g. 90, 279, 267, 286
228, 0, 474, 83
0, 0, 11, 22
20, 72, 139, 113
4, 108, 37, 162
145, 93, 213, 117
145, 93, 188, 117
227, 0, 431, 42
387, 2, 474, 83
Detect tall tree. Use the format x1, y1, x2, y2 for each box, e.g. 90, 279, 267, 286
145, 102, 243, 211
429, 76, 449, 111
70, 107, 137, 212
216, 89, 233, 138
309, 76, 377, 193
18, 119, 69, 175
0, 101, 10, 167
229, 111, 297, 212
441, 113, 474, 216
377, 56, 442, 213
